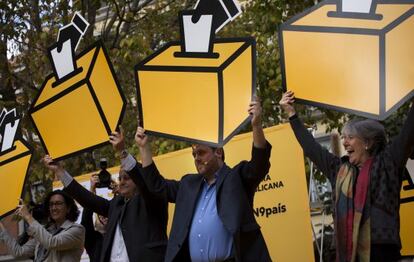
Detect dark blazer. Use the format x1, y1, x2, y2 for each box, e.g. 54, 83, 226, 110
289, 103, 414, 249
64, 163, 168, 262
80, 208, 103, 262
138, 142, 272, 262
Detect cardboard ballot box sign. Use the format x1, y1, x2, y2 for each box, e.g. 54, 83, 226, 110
0, 140, 32, 218
280, 2, 414, 120
30, 41, 126, 161
136, 38, 255, 146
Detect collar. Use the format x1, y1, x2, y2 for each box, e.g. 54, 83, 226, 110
60, 219, 74, 229
202, 164, 227, 185
50, 219, 73, 231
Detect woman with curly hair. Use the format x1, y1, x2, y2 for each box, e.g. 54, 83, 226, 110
0, 190, 85, 262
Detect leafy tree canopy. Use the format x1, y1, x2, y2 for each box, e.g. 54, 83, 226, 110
0, 0, 411, 202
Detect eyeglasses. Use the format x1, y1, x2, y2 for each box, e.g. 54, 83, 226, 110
49, 201, 65, 207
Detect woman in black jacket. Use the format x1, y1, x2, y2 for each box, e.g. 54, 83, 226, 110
280, 91, 414, 262
44, 129, 168, 262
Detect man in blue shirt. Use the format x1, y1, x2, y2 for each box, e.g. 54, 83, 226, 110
124, 99, 272, 261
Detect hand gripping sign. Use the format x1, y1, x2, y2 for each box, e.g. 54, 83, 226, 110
135, 0, 256, 147
0, 109, 33, 218
279, 0, 414, 120
29, 12, 126, 161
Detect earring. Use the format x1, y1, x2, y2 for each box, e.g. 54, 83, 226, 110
365, 145, 368, 150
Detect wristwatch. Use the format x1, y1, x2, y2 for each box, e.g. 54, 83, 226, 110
118, 149, 128, 159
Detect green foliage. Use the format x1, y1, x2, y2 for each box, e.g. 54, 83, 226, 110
1, 0, 412, 203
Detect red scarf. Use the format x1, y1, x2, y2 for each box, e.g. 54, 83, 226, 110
335, 158, 373, 262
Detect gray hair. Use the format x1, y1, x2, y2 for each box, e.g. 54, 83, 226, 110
342, 118, 387, 156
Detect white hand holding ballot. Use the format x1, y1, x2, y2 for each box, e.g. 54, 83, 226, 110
0, 108, 20, 153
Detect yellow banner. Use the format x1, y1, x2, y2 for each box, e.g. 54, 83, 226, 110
55, 124, 315, 261
401, 159, 414, 256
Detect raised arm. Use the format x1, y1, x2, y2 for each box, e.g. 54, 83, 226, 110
109, 128, 151, 197
388, 98, 414, 168
280, 91, 340, 183
240, 98, 272, 187
0, 221, 36, 258
134, 127, 180, 203
43, 156, 110, 216
249, 98, 267, 149
12, 201, 85, 251
25, 220, 85, 251
109, 127, 171, 206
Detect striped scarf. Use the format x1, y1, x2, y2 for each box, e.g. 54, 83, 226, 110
335, 158, 373, 262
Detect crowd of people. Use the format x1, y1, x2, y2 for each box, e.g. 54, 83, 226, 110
0, 95, 413, 262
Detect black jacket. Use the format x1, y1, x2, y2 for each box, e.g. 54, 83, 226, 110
138, 142, 272, 262
289, 103, 414, 247
80, 208, 103, 262
65, 163, 168, 262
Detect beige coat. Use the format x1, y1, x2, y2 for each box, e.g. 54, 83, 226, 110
0, 219, 85, 262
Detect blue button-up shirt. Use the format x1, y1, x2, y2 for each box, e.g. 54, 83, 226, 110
188, 169, 233, 262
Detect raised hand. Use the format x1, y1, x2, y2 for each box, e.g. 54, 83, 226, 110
90, 174, 99, 193
109, 126, 125, 153
135, 126, 148, 148
43, 155, 65, 179
248, 96, 262, 128
279, 91, 296, 118
248, 96, 266, 148
14, 200, 34, 224
135, 126, 153, 167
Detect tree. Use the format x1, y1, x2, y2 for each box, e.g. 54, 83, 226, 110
1, 0, 411, 203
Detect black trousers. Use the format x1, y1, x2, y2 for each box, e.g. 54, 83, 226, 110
370, 244, 401, 262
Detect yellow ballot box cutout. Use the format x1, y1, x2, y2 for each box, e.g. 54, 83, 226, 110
135, 37, 255, 146
0, 140, 32, 218
29, 41, 126, 161
400, 159, 414, 257
280, 0, 414, 120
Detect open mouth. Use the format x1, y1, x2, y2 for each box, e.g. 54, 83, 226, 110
346, 150, 356, 161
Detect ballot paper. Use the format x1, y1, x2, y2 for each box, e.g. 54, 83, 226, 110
48, 12, 89, 80
342, 0, 374, 13
50, 39, 75, 79
0, 108, 20, 153
182, 14, 213, 53
180, 0, 241, 54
